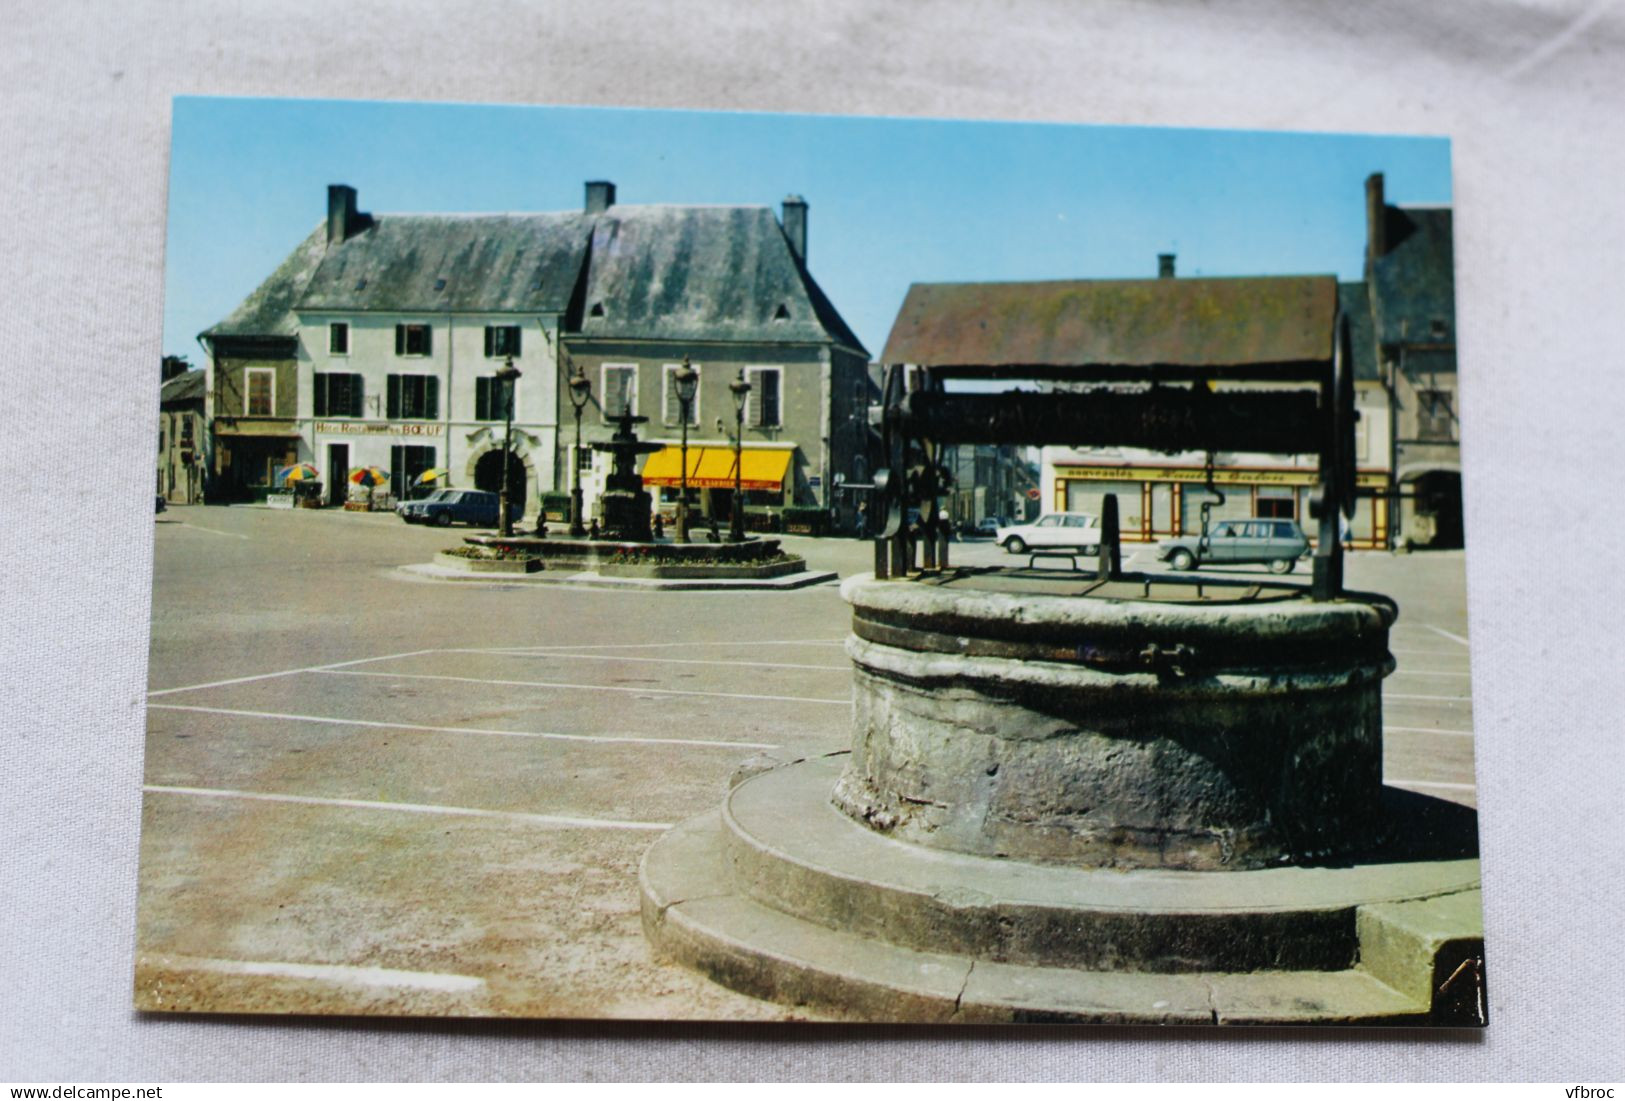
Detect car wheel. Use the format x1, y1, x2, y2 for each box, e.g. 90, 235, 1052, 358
1168, 548, 1195, 571
1006, 536, 1027, 554
432, 512, 452, 527
1269, 558, 1295, 574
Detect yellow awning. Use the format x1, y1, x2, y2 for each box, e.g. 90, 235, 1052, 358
640, 446, 792, 490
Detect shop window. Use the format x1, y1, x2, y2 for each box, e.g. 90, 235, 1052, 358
1418, 389, 1454, 441
245, 369, 274, 416
601, 364, 637, 421
387, 374, 439, 420
663, 363, 701, 426
484, 325, 521, 358
394, 323, 432, 357
1256, 487, 1296, 519
746, 366, 781, 428
329, 323, 349, 355
474, 376, 515, 422
314, 373, 363, 417
390, 445, 436, 492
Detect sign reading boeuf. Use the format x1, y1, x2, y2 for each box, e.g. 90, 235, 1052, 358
314, 421, 443, 437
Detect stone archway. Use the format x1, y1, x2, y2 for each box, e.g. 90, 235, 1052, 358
1398, 465, 1464, 550
467, 445, 535, 518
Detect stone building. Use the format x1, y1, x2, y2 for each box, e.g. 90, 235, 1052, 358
199, 181, 868, 521
157, 359, 207, 505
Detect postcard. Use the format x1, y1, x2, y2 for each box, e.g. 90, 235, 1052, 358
142, 96, 1480, 1025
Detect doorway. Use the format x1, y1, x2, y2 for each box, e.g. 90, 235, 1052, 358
474, 449, 527, 513
327, 444, 349, 506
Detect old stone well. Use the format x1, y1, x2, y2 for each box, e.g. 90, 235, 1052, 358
640, 566, 1484, 1025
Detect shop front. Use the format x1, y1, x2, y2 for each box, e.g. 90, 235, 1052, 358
1053, 463, 1391, 550
640, 446, 794, 528
211, 419, 300, 502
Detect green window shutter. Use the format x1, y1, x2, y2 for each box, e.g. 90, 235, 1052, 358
510, 327, 521, 356
475, 378, 490, 421
426, 375, 440, 419
313, 376, 327, 418
483, 327, 494, 357
350, 375, 364, 417
422, 326, 432, 356
387, 375, 401, 419
395, 325, 405, 356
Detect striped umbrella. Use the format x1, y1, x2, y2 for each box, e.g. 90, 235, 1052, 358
348, 466, 391, 487
411, 467, 450, 490
274, 463, 319, 486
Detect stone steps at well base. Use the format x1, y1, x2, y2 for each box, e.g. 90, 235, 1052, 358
640, 807, 1432, 1026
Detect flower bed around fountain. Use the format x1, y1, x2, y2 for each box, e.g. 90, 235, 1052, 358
457, 534, 805, 579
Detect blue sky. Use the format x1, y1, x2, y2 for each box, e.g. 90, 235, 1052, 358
163, 97, 1451, 363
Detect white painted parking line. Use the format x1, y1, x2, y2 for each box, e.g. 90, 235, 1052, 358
319, 668, 851, 706
454, 650, 850, 672
1385, 692, 1472, 703
1384, 725, 1475, 737
1385, 778, 1477, 792
176, 522, 249, 540
1422, 625, 1471, 647
475, 639, 847, 653
1388, 669, 1472, 679
149, 955, 485, 993
1390, 647, 1470, 658
143, 785, 673, 831
148, 704, 780, 750
147, 649, 442, 698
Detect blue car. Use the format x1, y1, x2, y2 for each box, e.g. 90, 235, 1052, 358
397, 488, 500, 527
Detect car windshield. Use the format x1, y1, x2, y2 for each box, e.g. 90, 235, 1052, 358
426, 490, 454, 502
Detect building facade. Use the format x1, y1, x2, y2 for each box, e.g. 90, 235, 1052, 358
157, 359, 207, 505
201, 182, 867, 523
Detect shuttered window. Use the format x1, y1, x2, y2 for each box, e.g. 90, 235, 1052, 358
746, 367, 781, 428
484, 325, 522, 358
387, 374, 439, 419
245, 369, 274, 416
394, 323, 432, 357
313, 373, 363, 417
663, 363, 700, 426
601, 364, 637, 421
474, 376, 514, 422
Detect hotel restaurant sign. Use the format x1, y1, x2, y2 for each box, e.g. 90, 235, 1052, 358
314, 421, 443, 437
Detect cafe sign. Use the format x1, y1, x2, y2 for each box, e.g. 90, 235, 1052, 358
314, 421, 443, 437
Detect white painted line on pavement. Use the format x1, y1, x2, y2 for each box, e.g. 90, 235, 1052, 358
473, 639, 847, 653
319, 668, 851, 706
1388, 669, 1472, 679
1422, 625, 1471, 647
147, 649, 442, 698
148, 703, 779, 750
1384, 725, 1475, 737
176, 522, 249, 540
142, 784, 673, 831
1384, 692, 1472, 703
152, 955, 485, 993
1390, 647, 1470, 658
1385, 778, 1477, 792
453, 649, 850, 672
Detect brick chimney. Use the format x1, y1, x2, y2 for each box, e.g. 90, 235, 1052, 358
1158, 253, 1176, 279
327, 184, 363, 246
1365, 172, 1387, 266
585, 180, 617, 214
781, 195, 808, 263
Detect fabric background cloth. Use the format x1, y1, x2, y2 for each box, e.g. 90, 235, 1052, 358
2, 0, 1622, 1082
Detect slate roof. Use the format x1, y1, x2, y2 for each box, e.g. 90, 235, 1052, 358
204, 202, 865, 355
1370, 207, 1455, 347
1338, 281, 1380, 382
881, 276, 1339, 370
159, 369, 206, 404
298, 212, 592, 314
204, 226, 327, 339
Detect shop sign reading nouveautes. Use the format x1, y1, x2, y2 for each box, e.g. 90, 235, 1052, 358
313, 422, 443, 437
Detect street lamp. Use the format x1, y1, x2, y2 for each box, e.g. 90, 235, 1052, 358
673, 356, 698, 544
566, 359, 591, 538
729, 369, 751, 542
494, 354, 522, 537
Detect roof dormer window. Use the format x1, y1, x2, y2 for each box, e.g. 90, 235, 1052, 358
434, 278, 447, 292
590, 302, 605, 317
773, 304, 790, 321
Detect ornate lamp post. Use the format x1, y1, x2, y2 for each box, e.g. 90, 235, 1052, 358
729, 369, 752, 542
673, 357, 698, 544
567, 361, 591, 537
494, 354, 522, 537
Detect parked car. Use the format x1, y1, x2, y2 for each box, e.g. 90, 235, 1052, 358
974, 516, 1004, 538
996, 512, 1100, 554
155, 494, 167, 515
1157, 518, 1310, 574
397, 488, 500, 527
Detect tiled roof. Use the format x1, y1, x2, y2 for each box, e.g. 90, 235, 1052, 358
159, 369, 206, 404
1371, 207, 1455, 347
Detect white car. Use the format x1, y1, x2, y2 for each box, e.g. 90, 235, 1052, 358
996, 512, 1100, 554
